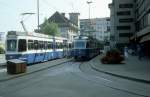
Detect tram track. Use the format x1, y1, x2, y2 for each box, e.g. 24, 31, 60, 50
1, 59, 150, 97
76, 60, 150, 97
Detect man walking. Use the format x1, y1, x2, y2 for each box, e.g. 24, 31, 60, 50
137, 44, 143, 60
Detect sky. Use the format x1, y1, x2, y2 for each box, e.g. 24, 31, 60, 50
0, 0, 112, 32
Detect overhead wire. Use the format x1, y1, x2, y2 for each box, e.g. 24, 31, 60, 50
41, 0, 58, 12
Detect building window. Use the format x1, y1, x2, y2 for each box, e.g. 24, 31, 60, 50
119, 18, 134, 23
117, 26, 131, 30
119, 4, 133, 8
119, 33, 133, 37
135, 22, 140, 31
107, 26, 110, 31
104, 31, 108, 33
106, 18, 110, 21
117, 11, 131, 16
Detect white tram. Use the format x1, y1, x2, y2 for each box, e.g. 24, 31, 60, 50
6, 31, 69, 64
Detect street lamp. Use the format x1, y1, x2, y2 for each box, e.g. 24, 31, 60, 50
87, 1, 92, 20
87, 1, 92, 36
20, 0, 40, 33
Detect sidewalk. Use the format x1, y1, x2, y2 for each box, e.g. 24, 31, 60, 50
90, 54, 150, 83
0, 54, 6, 66
0, 58, 72, 82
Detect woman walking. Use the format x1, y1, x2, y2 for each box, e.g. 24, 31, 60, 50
124, 46, 128, 59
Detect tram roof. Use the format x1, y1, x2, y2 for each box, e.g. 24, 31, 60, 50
7, 31, 67, 41
74, 36, 88, 40
7, 31, 52, 38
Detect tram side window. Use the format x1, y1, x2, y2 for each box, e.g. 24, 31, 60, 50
60, 43, 63, 49
38, 41, 43, 50
86, 42, 90, 48
28, 40, 34, 50
44, 41, 47, 49
48, 42, 52, 49
41, 41, 44, 49
34, 40, 38, 50
69, 43, 72, 49
38, 41, 41, 49
18, 39, 27, 52
56, 42, 61, 49
53, 42, 58, 49
57, 43, 61, 49
58, 43, 62, 49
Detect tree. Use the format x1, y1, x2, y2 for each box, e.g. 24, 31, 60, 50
40, 18, 60, 36
0, 46, 5, 54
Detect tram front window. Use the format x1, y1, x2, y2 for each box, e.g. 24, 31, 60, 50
18, 39, 27, 52
7, 40, 17, 51
74, 41, 86, 49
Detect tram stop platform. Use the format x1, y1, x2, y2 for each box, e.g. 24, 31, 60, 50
0, 54, 6, 66
90, 54, 150, 83
0, 58, 72, 82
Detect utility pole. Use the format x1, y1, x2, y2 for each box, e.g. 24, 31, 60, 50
87, 1, 92, 36
37, 0, 40, 31
87, 1, 92, 20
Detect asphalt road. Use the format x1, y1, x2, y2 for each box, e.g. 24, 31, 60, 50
0, 60, 150, 97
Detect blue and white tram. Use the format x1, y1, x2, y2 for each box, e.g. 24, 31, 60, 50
73, 36, 100, 60
6, 31, 66, 64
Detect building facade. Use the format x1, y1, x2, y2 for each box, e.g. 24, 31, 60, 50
109, 0, 150, 55
48, 11, 79, 42
134, 0, 150, 55
109, 0, 135, 48
80, 19, 93, 36
80, 18, 110, 42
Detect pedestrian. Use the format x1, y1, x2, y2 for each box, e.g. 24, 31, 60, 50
124, 46, 128, 59
137, 44, 143, 60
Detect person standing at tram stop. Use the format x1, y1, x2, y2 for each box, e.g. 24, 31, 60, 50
124, 46, 128, 59
137, 44, 143, 60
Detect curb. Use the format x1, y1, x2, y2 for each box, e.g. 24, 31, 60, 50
0, 63, 6, 67
0, 59, 72, 82
90, 63, 150, 84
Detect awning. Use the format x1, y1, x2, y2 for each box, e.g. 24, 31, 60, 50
140, 34, 150, 43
